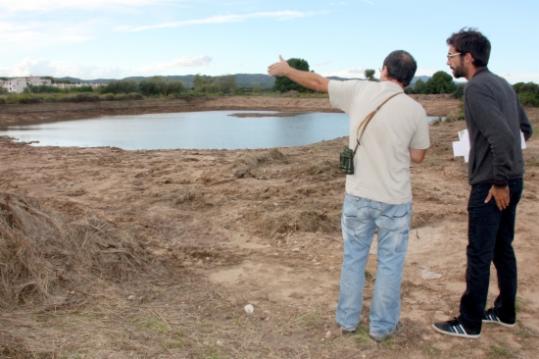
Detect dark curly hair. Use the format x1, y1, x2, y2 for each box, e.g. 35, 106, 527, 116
446, 28, 491, 67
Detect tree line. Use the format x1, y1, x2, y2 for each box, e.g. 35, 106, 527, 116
2, 59, 538, 106
274, 58, 539, 106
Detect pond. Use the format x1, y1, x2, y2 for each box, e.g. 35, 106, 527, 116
0, 111, 440, 150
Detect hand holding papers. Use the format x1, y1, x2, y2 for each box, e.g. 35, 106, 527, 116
452, 129, 527, 162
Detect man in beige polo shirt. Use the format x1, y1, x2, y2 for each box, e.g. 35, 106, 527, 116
268, 50, 430, 341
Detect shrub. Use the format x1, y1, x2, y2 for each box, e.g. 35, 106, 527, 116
64, 93, 101, 102
100, 80, 139, 94
25, 85, 61, 94
274, 58, 312, 93
513, 82, 539, 107
17, 95, 44, 104
115, 93, 144, 101
453, 83, 465, 99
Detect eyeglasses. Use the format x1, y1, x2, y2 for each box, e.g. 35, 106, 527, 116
447, 52, 462, 58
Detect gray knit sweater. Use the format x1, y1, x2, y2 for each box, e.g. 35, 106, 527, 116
464, 68, 533, 186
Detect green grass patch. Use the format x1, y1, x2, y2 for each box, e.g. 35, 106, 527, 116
352, 326, 374, 347
295, 311, 324, 329
135, 316, 170, 334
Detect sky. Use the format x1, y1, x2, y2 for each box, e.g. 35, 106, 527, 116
0, 0, 538, 83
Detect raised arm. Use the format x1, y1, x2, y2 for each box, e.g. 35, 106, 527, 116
267, 56, 329, 93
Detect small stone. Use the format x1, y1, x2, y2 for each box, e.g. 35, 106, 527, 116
244, 304, 254, 314
127, 295, 135, 301
420, 267, 442, 280
325, 330, 332, 339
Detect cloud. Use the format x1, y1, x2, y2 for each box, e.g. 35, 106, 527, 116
0, 0, 168, 12
0, 23, 93, 49
0, 20, 94, 47
139, 56, 213, 74
0, 56, 213, 79
323, 68, 370, 79
6, 59, 59, 77
117, 10, 316, 32
0, 59, 120, 79
313, 60, 332, 68
414, 68, 438, 77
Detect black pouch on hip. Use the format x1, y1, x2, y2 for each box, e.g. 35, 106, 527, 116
339, 146, 355, 174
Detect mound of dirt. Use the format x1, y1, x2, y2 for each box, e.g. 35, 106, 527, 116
0, 192, 155, 309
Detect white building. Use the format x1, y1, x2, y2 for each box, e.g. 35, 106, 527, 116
0, 76, 53, 93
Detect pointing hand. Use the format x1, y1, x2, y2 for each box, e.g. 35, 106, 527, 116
268, 55, 290, 76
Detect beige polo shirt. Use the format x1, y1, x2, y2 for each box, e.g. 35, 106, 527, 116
329, 80, 430, 204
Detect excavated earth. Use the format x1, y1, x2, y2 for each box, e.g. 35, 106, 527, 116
0, 95, 538, 358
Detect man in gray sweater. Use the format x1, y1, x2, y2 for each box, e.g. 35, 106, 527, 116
433, 28, 533, 338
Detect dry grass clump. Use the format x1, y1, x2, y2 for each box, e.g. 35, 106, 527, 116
0, 192, 153, 310
0, 330, 53, 359
233, 149, 289, 178
246, 209, 339, 238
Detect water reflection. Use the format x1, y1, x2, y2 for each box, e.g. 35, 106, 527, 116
0, 111, 348, 150
0, 111, 439, 150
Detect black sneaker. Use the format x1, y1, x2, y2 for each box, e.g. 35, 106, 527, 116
482, 308, 516, 328
432, 318, 480, 339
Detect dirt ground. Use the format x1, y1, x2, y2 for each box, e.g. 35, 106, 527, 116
0, 95, 537, 358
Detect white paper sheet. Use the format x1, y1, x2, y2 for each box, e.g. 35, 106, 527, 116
452, 129, 527, 163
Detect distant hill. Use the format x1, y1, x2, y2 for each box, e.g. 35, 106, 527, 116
50, 74, 276, 89
235, 74, 275, 89
410, 75, 431, 85
40, 73, 438, 89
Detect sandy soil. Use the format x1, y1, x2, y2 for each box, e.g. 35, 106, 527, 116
0, 96, 537, 358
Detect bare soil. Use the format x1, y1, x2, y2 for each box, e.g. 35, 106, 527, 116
0, 95, 537, 359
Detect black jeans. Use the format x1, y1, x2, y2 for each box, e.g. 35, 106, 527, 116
459, 178, 523, 332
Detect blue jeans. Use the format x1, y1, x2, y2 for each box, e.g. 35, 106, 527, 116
336, 194, 411, 338
459, 179, 523, 331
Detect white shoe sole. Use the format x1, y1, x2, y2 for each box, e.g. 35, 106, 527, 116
432, 324, 480, 339
482, 319, 516, 328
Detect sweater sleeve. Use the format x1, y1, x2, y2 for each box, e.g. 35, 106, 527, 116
465, 84, 515, 186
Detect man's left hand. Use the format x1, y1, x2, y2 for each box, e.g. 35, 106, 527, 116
484, 185, 510, 210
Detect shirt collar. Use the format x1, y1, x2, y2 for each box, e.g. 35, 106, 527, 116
472, 67, 489, 78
